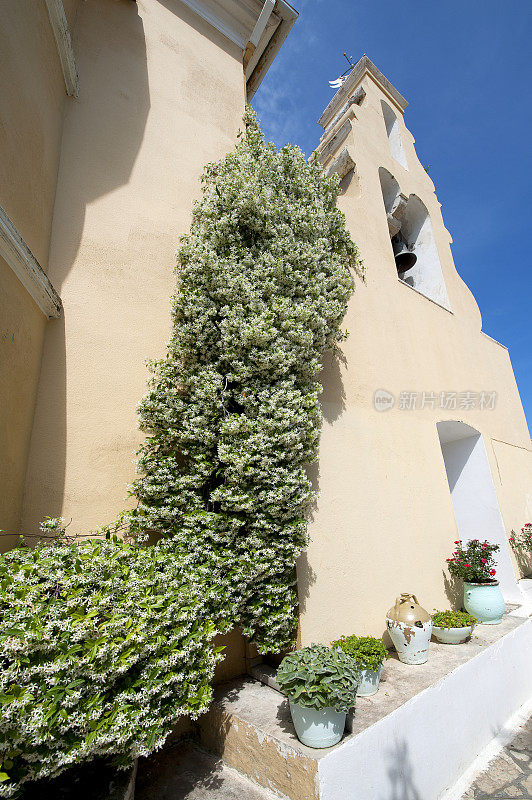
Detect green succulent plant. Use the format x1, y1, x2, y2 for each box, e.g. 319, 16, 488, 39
276, 644, 360, 713
431, 610, 477, 629
332, 635, 388, 672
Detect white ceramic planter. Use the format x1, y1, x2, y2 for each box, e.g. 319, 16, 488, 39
432, 625, 473, 645
386, 617, 432, 664
289, 701, 346, 748
357, 666, 382, 697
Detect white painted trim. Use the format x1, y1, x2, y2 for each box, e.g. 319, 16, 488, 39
44, 0, 79, 97
0, 206, 62, 318
481, 330, 508, 351
245, 0, 298, 100
249, 0, 275, 46
397, 276, 454, 313
178, 0, 248, 48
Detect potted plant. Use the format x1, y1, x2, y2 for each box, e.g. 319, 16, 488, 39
276, 644, 359, 748
446, 539, 505, 624
431, 610, 477, 644
332, 635, 388, 696
509, 524, 532, 576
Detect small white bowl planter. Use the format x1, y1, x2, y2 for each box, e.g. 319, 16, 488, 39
357, 666, 382, 697
289, 701, 346, 748
432, 625, 474, 645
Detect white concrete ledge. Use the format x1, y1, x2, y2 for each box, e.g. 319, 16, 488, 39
0, 205, 62, 318
318, 618, 532, 800
44, 0, 79, 97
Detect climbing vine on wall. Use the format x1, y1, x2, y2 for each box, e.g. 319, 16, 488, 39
130, 108, 359, 651
0, 110, 359, 795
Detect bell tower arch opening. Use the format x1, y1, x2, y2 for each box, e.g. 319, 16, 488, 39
381, 100, 408, 169
378, 168, 451, 310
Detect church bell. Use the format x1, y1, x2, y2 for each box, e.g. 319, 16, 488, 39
392, 238, 417, 273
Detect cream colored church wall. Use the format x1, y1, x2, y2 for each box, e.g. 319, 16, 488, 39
0, 261, 46, 550
21, 0, 246, 540
298, 72, 532, 644
0, 1, 79, 548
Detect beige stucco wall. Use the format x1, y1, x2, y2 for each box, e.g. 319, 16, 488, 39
298, 71, 532, 645
0, 0, 78, 548
0, 261, 47, 550
22, 0, 246, 538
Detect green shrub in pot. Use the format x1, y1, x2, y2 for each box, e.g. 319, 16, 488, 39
332, 636, 388, 697
431, 610, 477, 644
276, 645, 359, 748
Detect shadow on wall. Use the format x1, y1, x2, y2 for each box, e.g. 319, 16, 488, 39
380, 738, 422, 800
320, 348, 347, 425
443, 568, 463, 609
22, 0, 150, 533
297, 348, 348, 614
23, 0, 247, 537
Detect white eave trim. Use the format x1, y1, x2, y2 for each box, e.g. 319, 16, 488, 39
0, 206, 62, 318
178, 0, 248, 48
176, 0, 297, 100
249, 0, 275, 46
44, 0, 79, 97
246, 0, 298, 100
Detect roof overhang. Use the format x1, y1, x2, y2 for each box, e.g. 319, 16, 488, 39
177, 0, 297, 100
318, 55, 408, 130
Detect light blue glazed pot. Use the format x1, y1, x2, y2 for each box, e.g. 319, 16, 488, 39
357, 666, 382, 697
289, 701, 346, 748
463, 581, 505, 624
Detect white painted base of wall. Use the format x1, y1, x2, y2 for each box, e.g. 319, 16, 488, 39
318, 618, 532, 800
440, 696, 532, 800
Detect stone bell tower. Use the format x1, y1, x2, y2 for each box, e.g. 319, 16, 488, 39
297, 56, 532, 646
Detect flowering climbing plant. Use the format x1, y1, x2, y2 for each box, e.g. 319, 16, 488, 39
446, 538, 500, 583
128, 107, 359, 652
0, 109, 359, 795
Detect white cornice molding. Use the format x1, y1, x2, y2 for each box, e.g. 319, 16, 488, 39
0, 206, 62, 318
44, 0, 79, 97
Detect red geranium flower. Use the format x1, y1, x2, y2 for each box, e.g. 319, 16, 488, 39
490, 569, 496, 576
464, 564, 471, 568
481, 558, 487, 563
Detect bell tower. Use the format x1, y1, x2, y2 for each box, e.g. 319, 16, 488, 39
298, 55, 531, 647
314, 55, 453, 310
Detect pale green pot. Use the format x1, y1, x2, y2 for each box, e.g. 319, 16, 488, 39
463, 581, 505, 624
357, 666, 382, 697
289, 701, 346, 748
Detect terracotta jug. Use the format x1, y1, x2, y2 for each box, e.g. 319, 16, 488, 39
386, 593, 432, 665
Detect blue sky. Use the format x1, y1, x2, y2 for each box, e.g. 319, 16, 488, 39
252, 0, 532, 431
